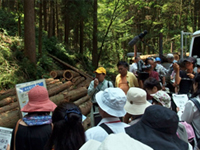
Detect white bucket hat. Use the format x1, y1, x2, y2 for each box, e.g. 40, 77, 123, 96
124, 87, 151, 115
150, 90, 171, 108
79, 133, 153, 150
95, 88, 126, 117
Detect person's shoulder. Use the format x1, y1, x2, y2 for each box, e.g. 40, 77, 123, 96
85, 126, 107, 142
116, 74, 120, 78
85, 126, 105, 134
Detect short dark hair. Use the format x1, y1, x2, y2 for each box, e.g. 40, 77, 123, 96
144, 77, 162, 90
117, 61, 129, 68
45, 102, 85, 150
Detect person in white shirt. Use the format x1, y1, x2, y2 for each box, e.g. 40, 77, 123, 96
85, 88, 129, 142
181, 73, 200, 150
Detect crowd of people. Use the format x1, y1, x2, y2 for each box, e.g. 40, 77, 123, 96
8, 53, 200, 150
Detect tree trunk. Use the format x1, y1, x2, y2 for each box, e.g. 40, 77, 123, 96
72, 76, 82, 83
0, 89, 16, 101
80, 101, 92, 116
63, 70, 80, 80
92, 0, 98, 68
55, 0, 59, 38
64, 13, 69, 45
80, 18, 84, 54
76, 78, 92, 88
48, 54, 93, 80
82, 117, 91, 130
17, 0, 22, 36
38, 0, 43, 56
50, 70, 65, 79
43, 0, 47, 31
0, 109, 20, 128
74, 95, 90, 106
63, 87, 88, 102
0, 96, 17, 107
48, 0, 54, 38
47, 82, 63, 90
0, 102, 18, 114
24, 0, 36, 64
48, 81, 72, 97
49, 93, 65, 105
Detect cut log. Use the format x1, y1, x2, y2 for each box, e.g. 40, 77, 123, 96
76, 78, 92, 88
0, 88, 16, 101
63, 87, 88, 102
63, 70, 80, 80
47, 81, 63, 90
68, 77, 85, 91
48, 79, 60, 85
49, 93, 65, 105
48, 54, 93, 80
48, 81, 72, 97
0, 108, 20, 128
74, 77, 85, 86
0, 102, 19, 114
45, 78, 54, 84
74, 95, 90, 106
82, 116, 91, 130
50, 70, 65, 79
72, 76, 82, 83
80, 101, 92, 116
0, 96, 17, 107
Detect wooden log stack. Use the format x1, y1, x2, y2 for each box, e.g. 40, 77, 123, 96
0, 67, 93, 129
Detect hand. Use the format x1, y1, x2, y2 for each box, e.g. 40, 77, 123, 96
173, 63, 179, 73
176, 107, 180, 112
162, 86, 165, 90
6, 144, 10, 150
94, 78, 99, 88
187, 73, 194, 79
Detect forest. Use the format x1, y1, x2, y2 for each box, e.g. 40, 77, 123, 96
0, 0, 200, 89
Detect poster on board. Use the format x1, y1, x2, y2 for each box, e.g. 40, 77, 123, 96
172, 94, 188, 120
15, 79, 47, 117
0, 127, 13, 150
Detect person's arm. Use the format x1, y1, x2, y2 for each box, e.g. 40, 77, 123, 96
162, 76, 166, 90
173, 63, 181, 85
132, 74, 139, 87
123, 113, 132, 124
87, 81, 97, 98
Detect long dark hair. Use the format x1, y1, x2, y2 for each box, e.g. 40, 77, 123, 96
192, 73, 200, 98
45, 102, 85, 150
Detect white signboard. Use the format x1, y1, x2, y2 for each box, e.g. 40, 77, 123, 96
172, 94, 188, 120
15, 79, 47, 117
0, 127, 13, 150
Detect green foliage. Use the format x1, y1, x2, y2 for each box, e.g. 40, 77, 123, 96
0, 9, 18, 36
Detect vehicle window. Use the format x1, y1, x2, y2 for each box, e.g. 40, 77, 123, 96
192, 36, 200, 58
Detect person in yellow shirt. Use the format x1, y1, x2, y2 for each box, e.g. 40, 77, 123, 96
115, 61, 139, 94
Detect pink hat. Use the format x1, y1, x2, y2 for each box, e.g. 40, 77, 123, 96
21, 85, 57, 112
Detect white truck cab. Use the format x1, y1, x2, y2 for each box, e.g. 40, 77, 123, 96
189, 30, 200, 58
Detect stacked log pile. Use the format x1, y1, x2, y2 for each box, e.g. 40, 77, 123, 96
0, 66, 93, 130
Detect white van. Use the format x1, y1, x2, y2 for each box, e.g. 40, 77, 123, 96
189, 30, 200, 58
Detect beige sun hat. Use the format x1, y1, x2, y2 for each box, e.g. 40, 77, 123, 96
79, 133, 153, 150
124, 87, 151, 115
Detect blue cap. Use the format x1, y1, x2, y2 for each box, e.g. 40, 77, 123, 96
155, 57, 161, 62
